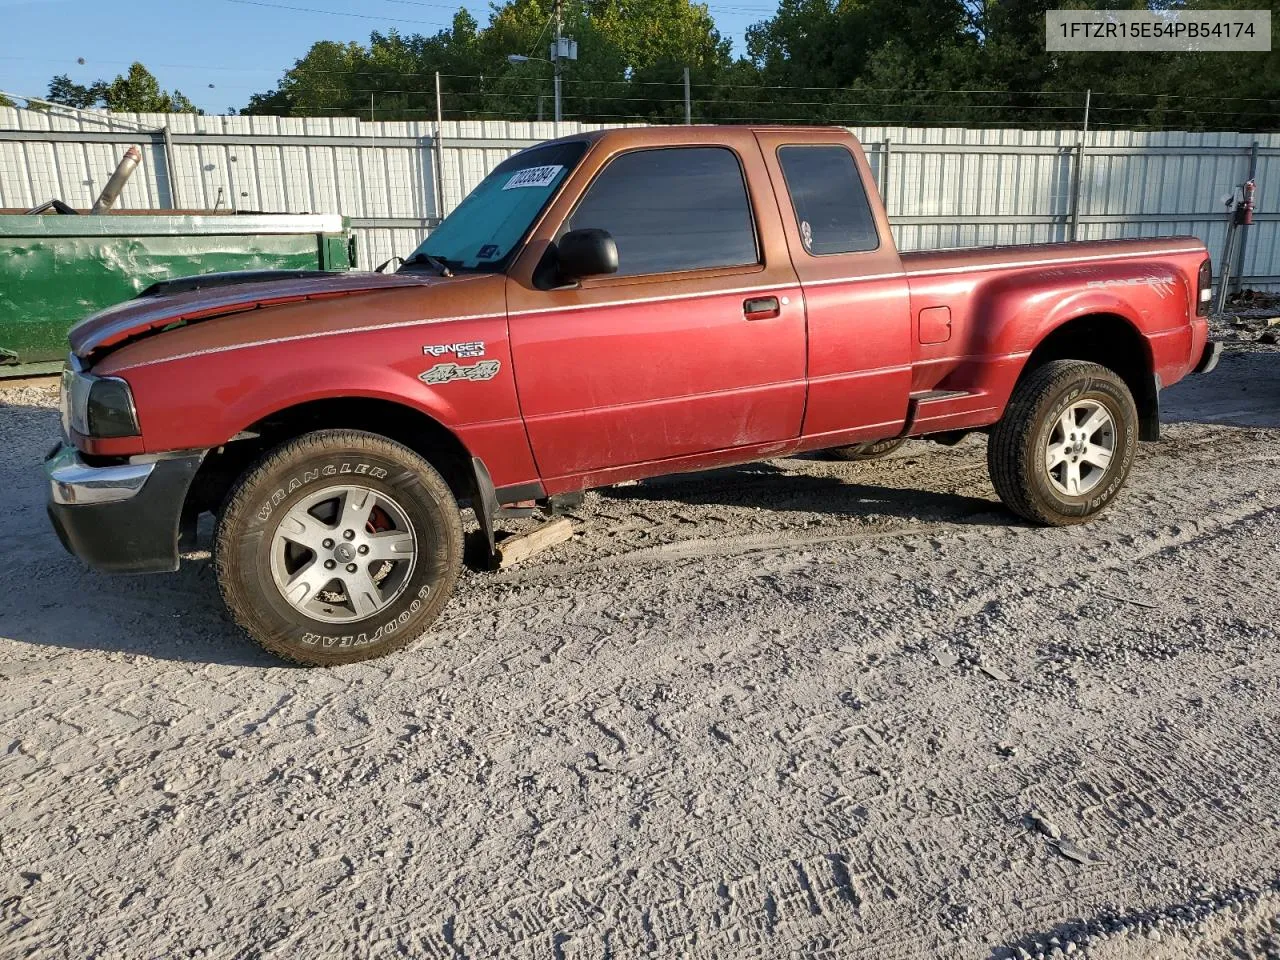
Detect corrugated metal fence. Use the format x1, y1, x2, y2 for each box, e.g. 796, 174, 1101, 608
2, 105, 1276, 289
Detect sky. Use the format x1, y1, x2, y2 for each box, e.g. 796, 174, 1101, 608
0, 0, 767, 115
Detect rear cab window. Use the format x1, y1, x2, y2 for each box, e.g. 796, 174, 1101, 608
565, 146, 760, 278
776, 144, 879, 256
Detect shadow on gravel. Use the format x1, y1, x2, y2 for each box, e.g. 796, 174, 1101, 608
3, 554, 285, 667
0, 402, 284, 666
1163, 347, 1280, 429
2, 550, 285, 667
601, 459, 1016, 527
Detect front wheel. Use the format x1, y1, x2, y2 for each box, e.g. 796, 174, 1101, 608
215, 429, 463, 666
987, 360, 1138, 526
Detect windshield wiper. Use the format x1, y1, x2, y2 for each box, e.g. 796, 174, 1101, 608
400, 252, 454, 277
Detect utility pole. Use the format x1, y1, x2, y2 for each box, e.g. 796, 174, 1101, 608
1069, 89, 1091, 242
509, 6, 573, 129
553, 0, 563, 130
434, 71, 445, 224
683, 67, 691, 124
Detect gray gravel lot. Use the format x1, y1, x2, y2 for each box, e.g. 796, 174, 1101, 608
2, 346, 1279, 959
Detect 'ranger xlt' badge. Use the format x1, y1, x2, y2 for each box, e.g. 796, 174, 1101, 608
420, 360, 501, 385
423, 341, 485, 358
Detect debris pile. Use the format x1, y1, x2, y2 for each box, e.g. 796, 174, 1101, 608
1216, 289, 1280, 343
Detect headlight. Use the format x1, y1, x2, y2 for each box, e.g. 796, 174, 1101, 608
60, 360, 140, 438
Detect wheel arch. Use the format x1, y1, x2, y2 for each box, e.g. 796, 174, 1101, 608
1018, 312, 1159, 440
184, 395, 478, 524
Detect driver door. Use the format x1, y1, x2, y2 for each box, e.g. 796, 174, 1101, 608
505, 134, 807, 487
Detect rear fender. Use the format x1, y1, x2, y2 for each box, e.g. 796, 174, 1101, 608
968, 277, 1165, 441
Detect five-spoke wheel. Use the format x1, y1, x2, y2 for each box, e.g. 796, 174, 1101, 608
269, 485, 419, 623
216, 430, 462, 666
988, 360, 1137, 526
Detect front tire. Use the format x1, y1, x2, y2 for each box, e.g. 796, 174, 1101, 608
987, 360, 1137, 526
215, 429, 463, 666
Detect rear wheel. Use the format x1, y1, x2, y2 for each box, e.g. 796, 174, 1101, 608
828, 437, 908, 462
987, 360, 1137, 526
215, 429, 462, 666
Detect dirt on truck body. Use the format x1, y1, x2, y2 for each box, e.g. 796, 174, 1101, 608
44, 125, 1220, 665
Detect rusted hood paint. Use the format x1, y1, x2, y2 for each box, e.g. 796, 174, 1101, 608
69, 270, 447, 360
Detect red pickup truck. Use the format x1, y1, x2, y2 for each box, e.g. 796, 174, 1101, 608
46, 126, 1220, 665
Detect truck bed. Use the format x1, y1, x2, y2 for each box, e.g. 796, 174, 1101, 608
898, 235, 1205, 277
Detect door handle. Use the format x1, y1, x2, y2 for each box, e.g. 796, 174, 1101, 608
743, 296, 781, 321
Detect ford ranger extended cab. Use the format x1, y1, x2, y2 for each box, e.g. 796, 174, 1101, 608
45, 126, 1221, 665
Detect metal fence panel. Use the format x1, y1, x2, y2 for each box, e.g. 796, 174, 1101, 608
1, 105, 1276, 288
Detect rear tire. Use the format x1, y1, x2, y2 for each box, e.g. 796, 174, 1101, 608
215, 429, 463, 666
987, 360, 1137, 526
828, 437, 908, 461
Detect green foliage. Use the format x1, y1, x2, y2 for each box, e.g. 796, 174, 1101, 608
47, 75, 100, 109
44, 63, 201, 114
239, 0, 1279, 130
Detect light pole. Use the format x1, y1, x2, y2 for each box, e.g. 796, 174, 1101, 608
508, 9, 576, 132
507, 54, 561, 128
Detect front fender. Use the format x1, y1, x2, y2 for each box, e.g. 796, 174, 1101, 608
217, 362, 471, 440
98, 311, 523, 459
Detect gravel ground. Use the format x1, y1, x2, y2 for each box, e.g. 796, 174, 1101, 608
2, 345, 1280, 960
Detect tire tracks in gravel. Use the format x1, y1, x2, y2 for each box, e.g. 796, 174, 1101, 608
455, 440, 1280, 626
480, 514, 994, 588
6, 384, 1280, 960
420, 430, 1280, 960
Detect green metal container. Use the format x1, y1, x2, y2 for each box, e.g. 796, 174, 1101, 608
0, 212, 356, 376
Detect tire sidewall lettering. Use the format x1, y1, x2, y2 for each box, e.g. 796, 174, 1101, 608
255, 462, 390, 523
289, 560, 437, 648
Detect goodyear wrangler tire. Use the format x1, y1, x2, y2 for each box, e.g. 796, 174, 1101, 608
827, 437, 908, 461
215, 429, 462, 666
987, 360, 1138, 527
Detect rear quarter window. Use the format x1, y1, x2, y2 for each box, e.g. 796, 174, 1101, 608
777, 144, 879, 256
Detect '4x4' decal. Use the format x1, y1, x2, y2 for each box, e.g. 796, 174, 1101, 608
419, 360, 501, 385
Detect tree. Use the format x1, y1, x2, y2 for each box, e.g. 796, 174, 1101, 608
238, 0, 1280, 130
243, 0, 737, 123
100, 63, 199, 113
47, 74, 101, 108
44, 63, 200, 114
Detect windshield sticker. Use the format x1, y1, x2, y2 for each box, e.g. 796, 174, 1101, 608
420, 360, 501, 385
503, 165, 563, 190
476, 243, 500, 260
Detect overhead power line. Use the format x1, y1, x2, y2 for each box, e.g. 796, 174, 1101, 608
222, 0, 454, 27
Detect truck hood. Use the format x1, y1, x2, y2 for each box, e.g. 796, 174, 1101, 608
68, 270, 447, 361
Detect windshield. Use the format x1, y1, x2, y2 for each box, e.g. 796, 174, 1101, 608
404, 140, 587, 273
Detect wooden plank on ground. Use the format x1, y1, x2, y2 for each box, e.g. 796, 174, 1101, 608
496, 517, 574, 569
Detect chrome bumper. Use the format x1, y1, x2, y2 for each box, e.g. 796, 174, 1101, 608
45, 443, 155, 506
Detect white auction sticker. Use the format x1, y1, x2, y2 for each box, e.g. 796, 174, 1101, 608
503, 165, 564, 190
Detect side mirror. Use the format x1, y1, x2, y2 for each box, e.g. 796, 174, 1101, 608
557, 228, 618, 281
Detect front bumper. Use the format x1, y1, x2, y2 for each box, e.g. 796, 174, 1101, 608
45, 443, 204, 574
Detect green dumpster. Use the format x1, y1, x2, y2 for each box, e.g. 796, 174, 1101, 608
0, 212, 357, 377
